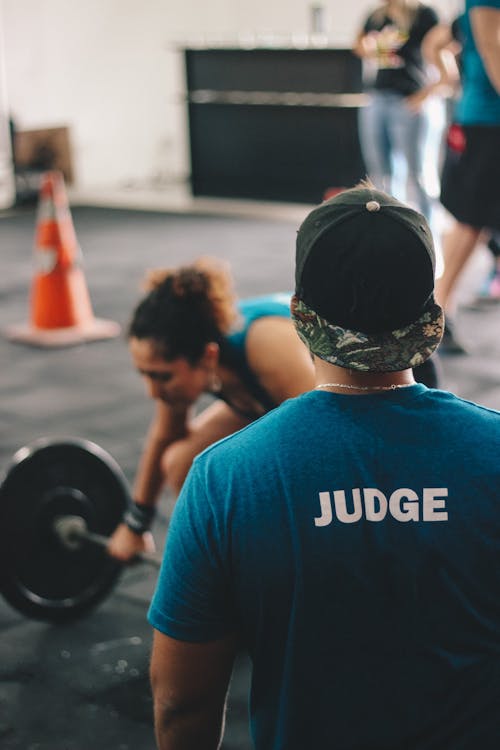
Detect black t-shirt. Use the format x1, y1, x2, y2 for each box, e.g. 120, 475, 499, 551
451, 14, 464, 75
363, 3, 438, 95
451, 15, 464, 46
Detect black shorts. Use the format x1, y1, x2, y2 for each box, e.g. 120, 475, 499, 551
440, 124, 500, 231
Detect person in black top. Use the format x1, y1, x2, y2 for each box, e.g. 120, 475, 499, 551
353, 1, 443, 218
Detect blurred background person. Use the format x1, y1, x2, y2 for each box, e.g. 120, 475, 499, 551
433, 0, 500, 352
353, 0, 450, 219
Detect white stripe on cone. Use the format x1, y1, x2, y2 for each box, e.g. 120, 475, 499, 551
34, 247, 58, 274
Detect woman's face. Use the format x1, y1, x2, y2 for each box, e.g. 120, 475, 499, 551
129, 337, 212, 407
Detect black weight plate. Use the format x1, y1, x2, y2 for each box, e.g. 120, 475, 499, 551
0, 437, 129, 622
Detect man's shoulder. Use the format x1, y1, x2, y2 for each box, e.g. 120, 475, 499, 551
427, 388, 500, 428
196, 395, 306, 462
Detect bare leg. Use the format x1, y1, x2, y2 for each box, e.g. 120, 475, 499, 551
435, 222, 482, 315
162, 400, 252, 495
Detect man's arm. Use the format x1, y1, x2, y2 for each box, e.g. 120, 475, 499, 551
150, 630, 238, 750
470, 6, 500, 94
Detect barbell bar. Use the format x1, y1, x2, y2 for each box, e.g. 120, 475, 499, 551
53, 514, 161, 568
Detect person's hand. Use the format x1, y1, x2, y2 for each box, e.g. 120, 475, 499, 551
405, 87, 430, 113
107, 522, 156, 563
377, 25, 405, 54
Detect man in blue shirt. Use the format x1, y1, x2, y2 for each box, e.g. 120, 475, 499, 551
148, 185, 500, 749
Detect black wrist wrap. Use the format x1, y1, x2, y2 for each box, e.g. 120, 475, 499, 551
123, 502, 156, 534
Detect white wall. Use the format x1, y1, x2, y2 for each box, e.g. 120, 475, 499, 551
2, 0, 461, 191
0, 3, 15, 206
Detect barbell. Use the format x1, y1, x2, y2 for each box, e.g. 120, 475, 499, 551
0, 437, 162, 623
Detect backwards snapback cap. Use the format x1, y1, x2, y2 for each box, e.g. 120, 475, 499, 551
291, 185, 444, 372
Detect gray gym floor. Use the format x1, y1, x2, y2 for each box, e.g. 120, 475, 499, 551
1, 204, 499, 749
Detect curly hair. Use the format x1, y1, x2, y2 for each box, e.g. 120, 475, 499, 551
128, 257, 239, 364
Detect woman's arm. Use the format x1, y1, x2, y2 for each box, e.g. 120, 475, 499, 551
352, 10, 403, 62
107, 401, 188, 561
406, 23, 461, 111
470, 6, 500, 95
353, 28, 378, 59
421, 23, 461, 90
245, 317, 315, 404
132, 401, 189, 507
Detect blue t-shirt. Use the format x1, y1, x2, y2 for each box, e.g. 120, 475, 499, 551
149, 386, 500, 749
455, 0, 500, 124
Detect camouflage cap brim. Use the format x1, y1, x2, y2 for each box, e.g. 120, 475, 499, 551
291, 295, 444, 372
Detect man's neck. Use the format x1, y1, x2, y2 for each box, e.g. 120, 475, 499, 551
313, 359, 416, 395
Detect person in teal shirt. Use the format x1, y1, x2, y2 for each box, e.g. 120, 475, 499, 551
437, 0, 500, 352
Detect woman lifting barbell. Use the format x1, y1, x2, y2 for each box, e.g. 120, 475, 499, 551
107, 256, 441, 562
107, 258, 315, 562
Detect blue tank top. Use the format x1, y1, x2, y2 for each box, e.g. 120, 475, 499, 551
220, 293, 292, 416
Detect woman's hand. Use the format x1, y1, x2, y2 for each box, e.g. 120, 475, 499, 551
405, 88, 429, 112
107, 522, 156, 563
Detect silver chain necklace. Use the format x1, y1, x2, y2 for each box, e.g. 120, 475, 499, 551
315, 382, 416, 392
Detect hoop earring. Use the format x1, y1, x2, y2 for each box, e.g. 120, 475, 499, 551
208, 370, 222, 393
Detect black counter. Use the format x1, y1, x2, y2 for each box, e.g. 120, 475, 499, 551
185, 48, 367, 204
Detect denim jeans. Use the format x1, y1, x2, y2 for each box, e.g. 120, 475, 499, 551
358, 89, 431, 218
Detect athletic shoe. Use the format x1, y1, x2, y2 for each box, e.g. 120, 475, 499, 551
439, 321, 467, 355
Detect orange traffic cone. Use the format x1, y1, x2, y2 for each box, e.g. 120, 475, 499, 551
6, 171, 121, 347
